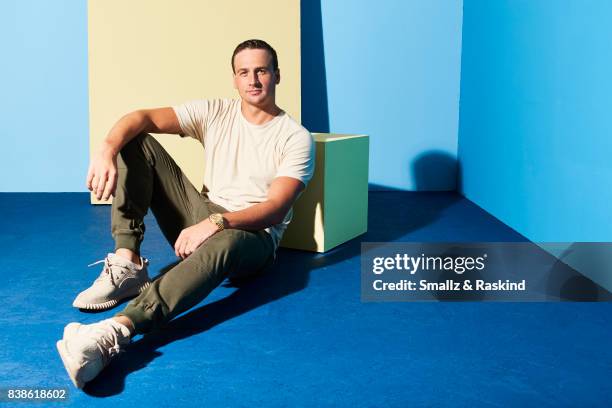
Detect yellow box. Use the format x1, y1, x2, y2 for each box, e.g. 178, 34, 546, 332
280, 133, 369, 253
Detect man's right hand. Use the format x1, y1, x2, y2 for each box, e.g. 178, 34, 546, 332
86, 148, 118, 201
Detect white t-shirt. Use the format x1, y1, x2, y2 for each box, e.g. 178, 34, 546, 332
172, 98, 315, 250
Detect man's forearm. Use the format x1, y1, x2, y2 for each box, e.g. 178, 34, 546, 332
100, 111, 150, 156
221, 200, 286, 231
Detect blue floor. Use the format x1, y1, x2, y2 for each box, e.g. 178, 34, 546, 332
0, 192, 610, 407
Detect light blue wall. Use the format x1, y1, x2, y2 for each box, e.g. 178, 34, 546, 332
0, 0, 463, 192
458, 0, 612, 241
319, 0, 463, 190
0, 0, 89, 192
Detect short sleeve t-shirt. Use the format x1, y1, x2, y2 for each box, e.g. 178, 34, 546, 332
172, 98, 315, 250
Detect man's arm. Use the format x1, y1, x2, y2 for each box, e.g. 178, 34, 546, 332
87, 108, 181, 201
174, 176, 305, 259
222, 176, 305, 230
99, 108, 181, 155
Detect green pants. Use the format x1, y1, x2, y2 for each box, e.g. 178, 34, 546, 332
112, 133, 275, 334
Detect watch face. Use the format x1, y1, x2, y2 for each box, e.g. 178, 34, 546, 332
211, 213, 223, 228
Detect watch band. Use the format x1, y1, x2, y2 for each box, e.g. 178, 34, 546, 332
208, 213, 225, 231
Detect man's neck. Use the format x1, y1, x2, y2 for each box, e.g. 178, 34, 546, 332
240, 100, 282, 125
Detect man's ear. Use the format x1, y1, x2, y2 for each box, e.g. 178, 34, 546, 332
232, 72, 238, 89
275, 69, 281, 85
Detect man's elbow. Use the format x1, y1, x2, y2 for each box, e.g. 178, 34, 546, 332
270, 211, 287, 226
267, 201, 291, 225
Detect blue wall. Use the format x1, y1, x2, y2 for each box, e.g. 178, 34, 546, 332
458, 0, 612, 241
0, 0, 463, 192
0, 0, 89, 192
304, 0, 463, 191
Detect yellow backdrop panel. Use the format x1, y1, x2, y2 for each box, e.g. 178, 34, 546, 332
88, 0, 301, 204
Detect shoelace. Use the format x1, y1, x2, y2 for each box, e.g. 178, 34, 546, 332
87, 257, 124, 287
91, 322, 127, 364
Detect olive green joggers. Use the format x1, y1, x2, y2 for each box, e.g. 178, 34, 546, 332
112, 133, 275, 334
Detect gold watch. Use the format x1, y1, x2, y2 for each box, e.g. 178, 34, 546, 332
208, 213, 225, 231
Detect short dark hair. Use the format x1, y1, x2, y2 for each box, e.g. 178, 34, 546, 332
231, 39, 279, 73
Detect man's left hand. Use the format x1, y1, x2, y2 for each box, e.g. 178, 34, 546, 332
174, 219, 220, 259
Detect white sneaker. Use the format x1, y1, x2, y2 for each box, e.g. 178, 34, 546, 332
56, 318, 132, 389
73, 253, 151, 310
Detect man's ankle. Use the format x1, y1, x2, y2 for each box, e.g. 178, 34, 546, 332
115, 248, 141, 267
112, 316, 135, 336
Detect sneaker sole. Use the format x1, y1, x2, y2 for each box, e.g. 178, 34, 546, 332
73, 281, 151, 311
56, 339, 85, 389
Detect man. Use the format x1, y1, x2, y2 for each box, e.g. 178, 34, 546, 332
56, 39, 315, 389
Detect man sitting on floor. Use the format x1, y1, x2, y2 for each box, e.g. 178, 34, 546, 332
56, 39, 315, 389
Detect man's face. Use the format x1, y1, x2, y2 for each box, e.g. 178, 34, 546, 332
233, 48, 280, 106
